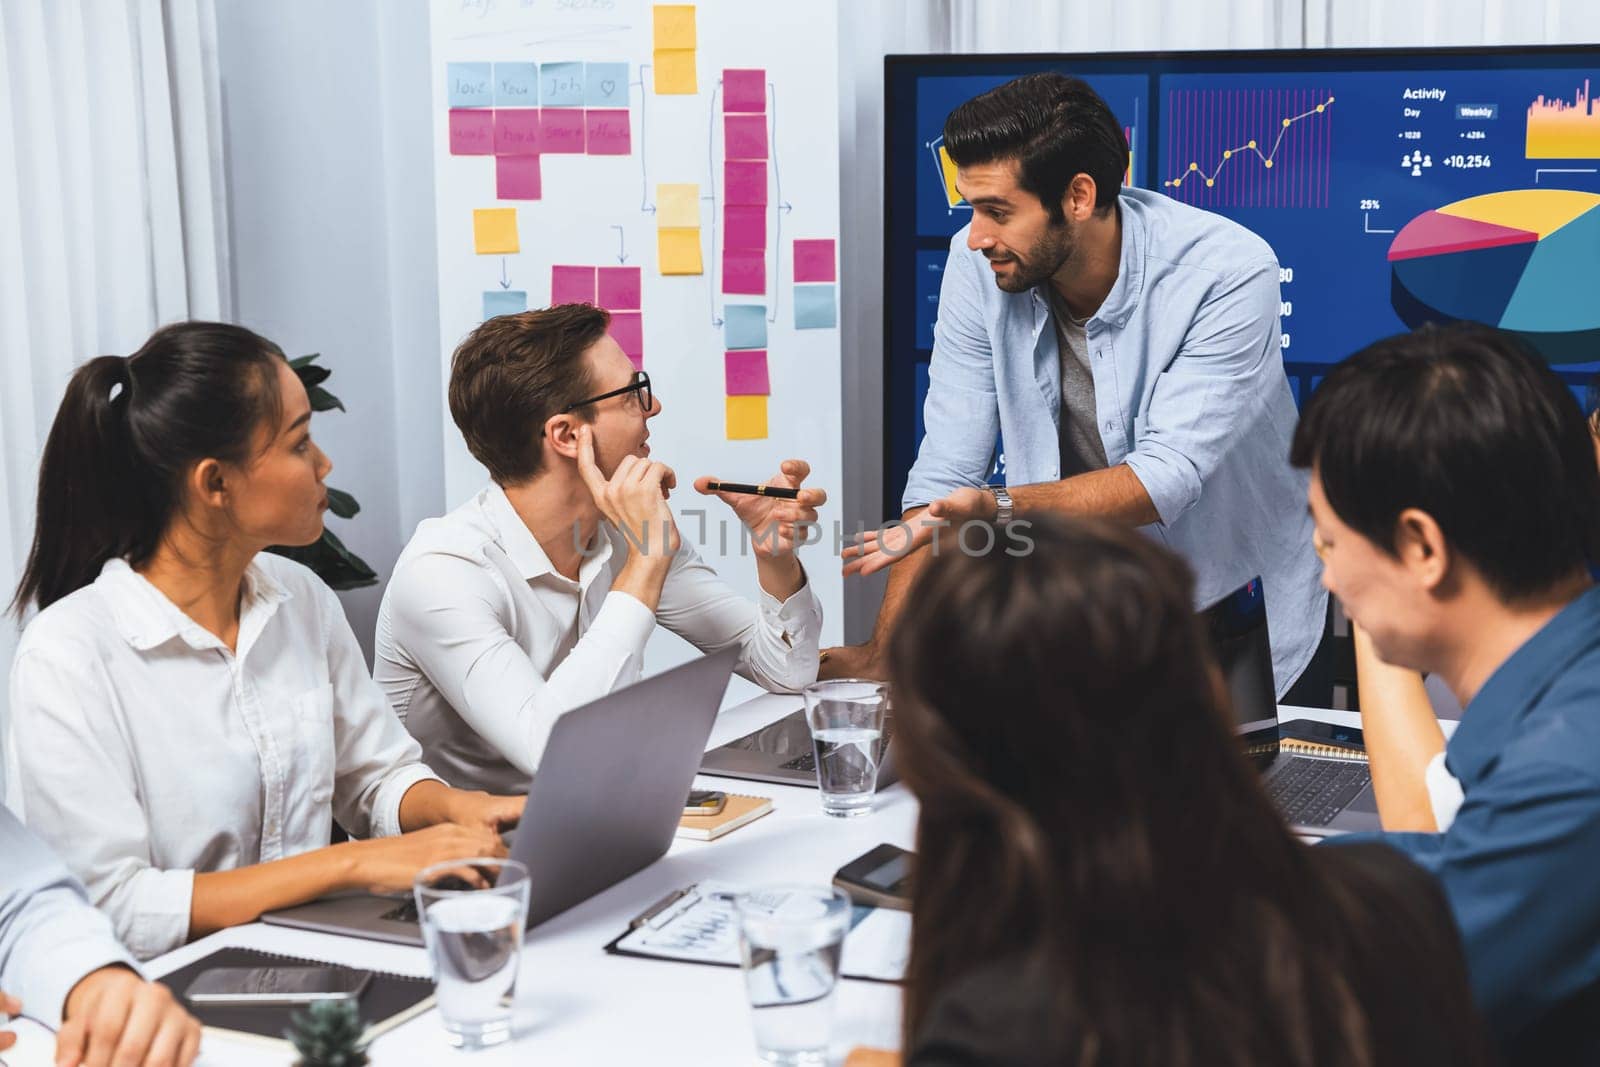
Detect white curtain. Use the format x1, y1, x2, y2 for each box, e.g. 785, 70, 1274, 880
0, 0, 228, 791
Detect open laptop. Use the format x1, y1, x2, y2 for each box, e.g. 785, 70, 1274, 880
699, 693, 899, 789
263, 647, 739, 945
1204, 577, 1381, 836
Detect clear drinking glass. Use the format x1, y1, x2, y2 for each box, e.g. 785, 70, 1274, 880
734, 885, 852, 1066
802, 680, 888, 817
414, 857, 530, 1050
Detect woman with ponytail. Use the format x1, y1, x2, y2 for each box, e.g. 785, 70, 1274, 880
883, 516, 1489, 1067
8, 322, 520, 960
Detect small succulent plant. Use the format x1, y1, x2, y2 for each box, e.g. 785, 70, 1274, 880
284, 998, 371, 1067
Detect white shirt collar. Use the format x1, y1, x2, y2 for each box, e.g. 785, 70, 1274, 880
96, 556, 292, 653
479, 483, 614, 586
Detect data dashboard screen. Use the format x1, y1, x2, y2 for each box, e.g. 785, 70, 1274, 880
884, 48, 1600, 518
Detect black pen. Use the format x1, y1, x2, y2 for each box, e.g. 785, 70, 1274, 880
706, 480, 800, 499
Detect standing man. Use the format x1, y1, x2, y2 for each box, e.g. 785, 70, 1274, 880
831, 73, 1325, 698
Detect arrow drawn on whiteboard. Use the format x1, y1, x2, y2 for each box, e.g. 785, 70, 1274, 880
707, 79, 723, 327
611, 225, 627, 264
768, 81, 787, 324
635, 66, 655, 214
499, 257, 511, 289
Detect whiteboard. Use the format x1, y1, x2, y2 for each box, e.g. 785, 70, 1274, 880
428, 0, 844, 678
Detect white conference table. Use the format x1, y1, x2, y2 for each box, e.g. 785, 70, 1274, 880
132, 698, 1378, 1067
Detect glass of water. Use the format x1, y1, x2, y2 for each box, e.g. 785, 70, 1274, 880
803, 680, 888, 817
414, 857, 529, 1050
734, 885, 852, 1066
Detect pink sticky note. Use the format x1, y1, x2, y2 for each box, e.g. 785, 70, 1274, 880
450, 109, 494, 155
551, 265, 597, 306
724, 161, 767, 206
586, 109, 631, 156
722, 249, 766, 295
609, 311, 643, 363
724, 350, 770, 395
496, 155, 542, 200
597, 266, 642, 310
541, 108, 586, 153
724, 114, 768, 160
793, 239, 837, 283
494, 109, 541, 155
724, 205, 766, 250
722, 69, 766, 113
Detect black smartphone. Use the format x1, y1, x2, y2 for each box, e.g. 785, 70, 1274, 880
1278, 718, 1365, 750
684, 789, 727, 816
185, 966, 372, 1006
834, 843, 914, 911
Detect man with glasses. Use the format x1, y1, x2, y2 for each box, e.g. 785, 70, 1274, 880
374, 303, 824, 793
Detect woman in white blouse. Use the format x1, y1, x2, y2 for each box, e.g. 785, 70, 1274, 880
7, 322, 521, 960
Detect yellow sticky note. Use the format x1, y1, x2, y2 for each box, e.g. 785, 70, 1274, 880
653, 49, 697, 94
473, 208, 519, 255
656, 183, 700, 228
726, 396, 768, 440
657, 227, 703, 275
653, 5, 696, 49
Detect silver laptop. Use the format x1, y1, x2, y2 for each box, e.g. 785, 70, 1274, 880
698, 698, 899, 789
1205, 577, 1381, 836
263, 647, 738, 945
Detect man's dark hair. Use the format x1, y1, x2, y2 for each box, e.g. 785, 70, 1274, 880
1290, 323, 1600, 601
448, 303, 609, 484
942, 72, 1127, 222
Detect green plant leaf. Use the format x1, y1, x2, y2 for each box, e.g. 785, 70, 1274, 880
307, 385, 346, 413
294, 363, 332, 388
326, 487, 360, 519
265, 528, 377, 591
288, 352, 322, 369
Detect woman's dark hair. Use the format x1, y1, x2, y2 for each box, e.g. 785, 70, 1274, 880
888, 516, 1489, 1067
942, 71, 1127, 220
12, 322, 286, 613
1290, 323, 1600, 601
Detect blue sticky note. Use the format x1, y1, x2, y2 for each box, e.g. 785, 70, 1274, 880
794, 285, 837, 329
724, 304, 768, 350
586, 63, 629, 107
494, 62, 539, 106
483, 290, 528, 320
447, 62, 493, 108
542, 62, 586, 107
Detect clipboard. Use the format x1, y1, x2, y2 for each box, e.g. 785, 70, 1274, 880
602, 881, 909, 984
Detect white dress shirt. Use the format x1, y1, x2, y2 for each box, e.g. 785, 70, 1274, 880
374, 483, 823, 794
7, 556, 441, 960
0, 807, 136, 1026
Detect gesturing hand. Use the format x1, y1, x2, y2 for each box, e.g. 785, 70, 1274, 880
841, 487, 996, 577
694, 460, 827, 559
576, 425, 681, 559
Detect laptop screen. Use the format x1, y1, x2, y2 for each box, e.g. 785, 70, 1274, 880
1199, 576, 1280, 750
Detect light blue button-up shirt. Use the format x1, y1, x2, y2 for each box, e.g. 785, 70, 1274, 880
905, 187, 1325, 694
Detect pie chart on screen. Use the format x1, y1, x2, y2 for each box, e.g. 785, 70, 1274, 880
1387, 189, 1600, 364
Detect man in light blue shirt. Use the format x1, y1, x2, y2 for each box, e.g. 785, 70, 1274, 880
832, 73, 1325, 695
1, 807, 199, 1065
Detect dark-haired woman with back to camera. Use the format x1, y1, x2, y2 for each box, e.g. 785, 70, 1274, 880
879, 516, 1491, 1067
7, 322, 522, 960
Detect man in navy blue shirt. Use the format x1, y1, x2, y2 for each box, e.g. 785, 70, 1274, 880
1290, 323, 1600, 1061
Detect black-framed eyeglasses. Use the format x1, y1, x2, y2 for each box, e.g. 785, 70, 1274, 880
561, 370, 652, 415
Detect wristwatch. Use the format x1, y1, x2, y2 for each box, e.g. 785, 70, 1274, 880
988, 485, 1013, 524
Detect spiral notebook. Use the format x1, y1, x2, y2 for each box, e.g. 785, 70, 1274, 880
155, 946, 434, 1050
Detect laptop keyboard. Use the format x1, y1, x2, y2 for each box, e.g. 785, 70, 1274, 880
380, 873, 478, 924
1266, 757, 1371, 827
779, 720, 895, 773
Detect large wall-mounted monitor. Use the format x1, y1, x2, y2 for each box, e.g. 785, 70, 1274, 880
884, 46, 1600, 518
